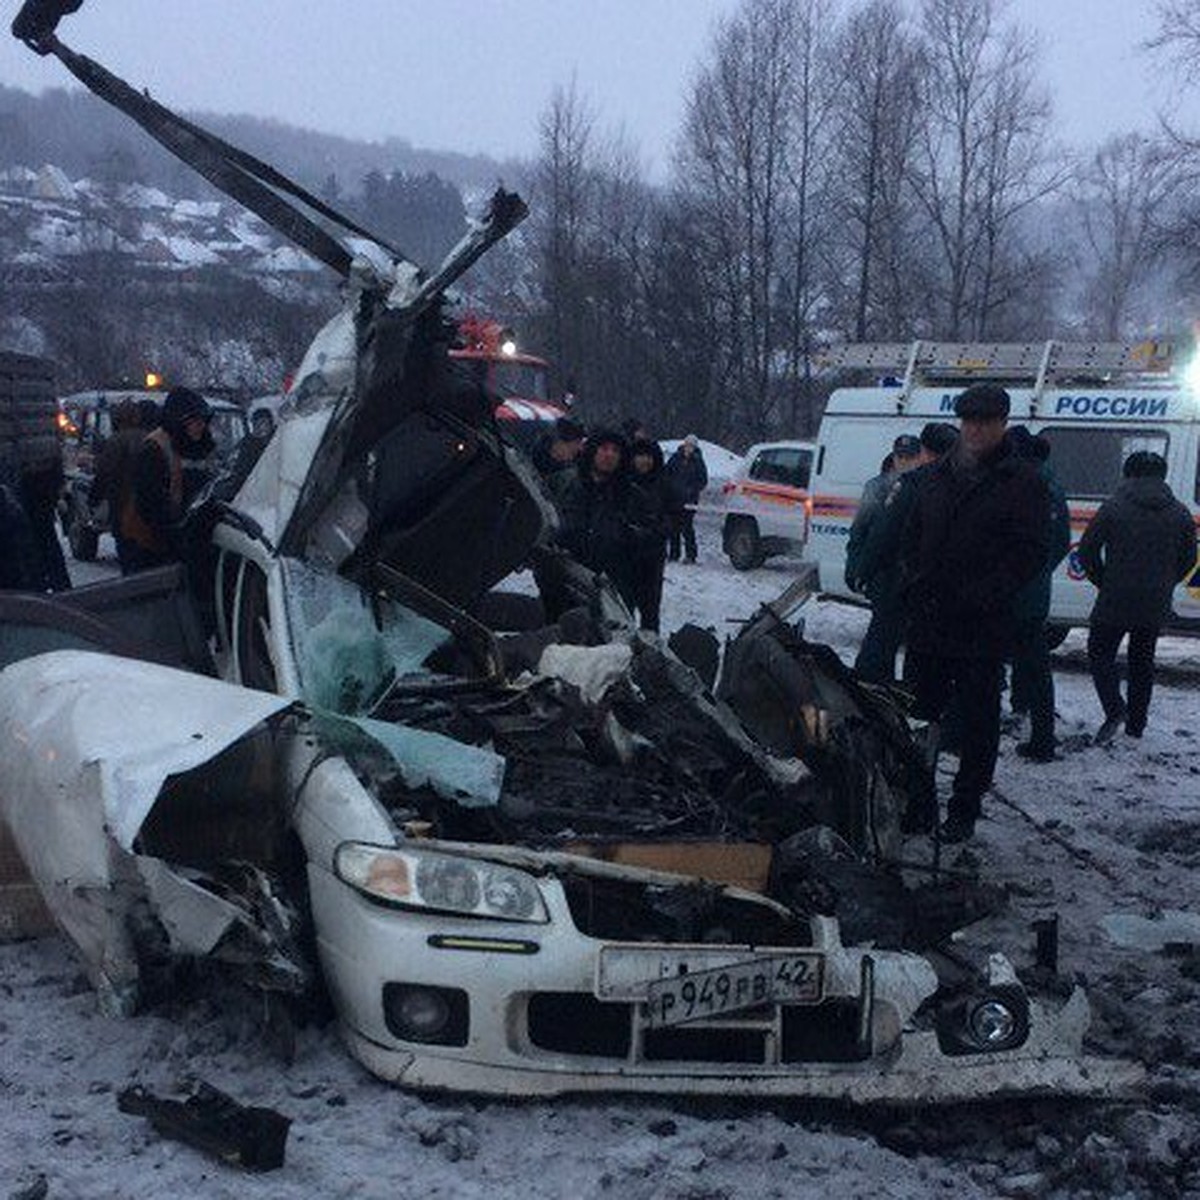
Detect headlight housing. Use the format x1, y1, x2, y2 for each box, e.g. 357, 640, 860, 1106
335, 843, 549, 924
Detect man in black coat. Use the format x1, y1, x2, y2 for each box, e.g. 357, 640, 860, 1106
664, 436, 708, 562
848, 434, 921, 683
554, 429, 637, 608
901, 385, 1049, 842
0, 481, 41, 590
1078, 451, 1196, 741
531, 416, 585, 480
850, 423, 959, 686
627, 438, 671, 632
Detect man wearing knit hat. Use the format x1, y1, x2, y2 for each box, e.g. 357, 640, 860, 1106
120, 386, 213, 573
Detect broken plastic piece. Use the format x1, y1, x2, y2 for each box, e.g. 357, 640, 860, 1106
117, 1082, 290, 1172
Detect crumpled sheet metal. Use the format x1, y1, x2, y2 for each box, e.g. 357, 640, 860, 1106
0, 650, 292, 1006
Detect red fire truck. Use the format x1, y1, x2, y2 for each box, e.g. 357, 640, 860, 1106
450, 315, 566, 452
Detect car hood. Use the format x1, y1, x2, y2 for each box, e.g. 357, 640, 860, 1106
0, 650, 298, 1012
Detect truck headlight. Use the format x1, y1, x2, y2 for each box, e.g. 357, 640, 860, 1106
335, 843, 549, 924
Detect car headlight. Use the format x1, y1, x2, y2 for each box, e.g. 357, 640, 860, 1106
335, 843, 549, 924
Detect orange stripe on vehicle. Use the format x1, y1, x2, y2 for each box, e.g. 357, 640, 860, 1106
811, 495, 859, 516
735, 482, 805, 505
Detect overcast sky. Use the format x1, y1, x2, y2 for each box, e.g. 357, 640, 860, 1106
0, 0, 1193, 174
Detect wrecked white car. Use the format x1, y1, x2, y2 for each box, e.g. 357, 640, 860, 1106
2, 1, 1141, 1105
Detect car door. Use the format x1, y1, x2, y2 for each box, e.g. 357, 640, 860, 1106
0, 565, 215, 675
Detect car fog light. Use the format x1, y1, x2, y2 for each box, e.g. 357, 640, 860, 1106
969, 998, 1016, 1046
935, 985, 1029, 1056
399, 988, 449, 1035
382, 983, 469, 1046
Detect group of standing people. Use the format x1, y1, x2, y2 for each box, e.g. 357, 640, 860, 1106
0, 385, 214, 594
846, 383, 1197, 843
532, 417, 708, 632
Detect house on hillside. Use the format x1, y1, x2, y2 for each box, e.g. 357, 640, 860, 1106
34, 165, 76, 203
0, 166, 38, 198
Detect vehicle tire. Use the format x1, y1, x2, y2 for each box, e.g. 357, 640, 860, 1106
725, 518, 763, 571
1044, 625, 1069, 651
67, 514, 99, 561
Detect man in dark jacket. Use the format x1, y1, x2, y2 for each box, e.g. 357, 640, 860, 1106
0, 481, 41, 590
1007, 428, 1071, 761
627, 438, 671, 632
848, 435, 922, 683
902, 385, 1050, 842
844, 452, 895, 594
121, 387, 213, 574
555, 429, 637, 608
850, 423, 958, 685
1078, 451, 1196, 741
90, 397, 150, 574
531, 416, 585, 479
664, 435, 708, 562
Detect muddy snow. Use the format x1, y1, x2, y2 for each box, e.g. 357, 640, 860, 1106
3, 524, 1199, 1198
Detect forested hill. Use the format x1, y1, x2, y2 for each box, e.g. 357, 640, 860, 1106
0, 83, 522, 198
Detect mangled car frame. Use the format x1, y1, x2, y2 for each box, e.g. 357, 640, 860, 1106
2, 2, 1140, 1104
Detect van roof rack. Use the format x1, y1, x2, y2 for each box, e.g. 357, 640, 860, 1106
820, 340, 1176, 410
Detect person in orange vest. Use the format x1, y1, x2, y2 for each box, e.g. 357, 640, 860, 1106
119, 387, 213, 574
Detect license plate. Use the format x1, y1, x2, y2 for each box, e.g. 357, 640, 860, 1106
644, 955, 822, 1028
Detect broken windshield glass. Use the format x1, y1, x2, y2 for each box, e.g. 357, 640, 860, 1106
282, 559, 450, 715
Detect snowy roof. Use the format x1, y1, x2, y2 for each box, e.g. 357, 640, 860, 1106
163, 235, 222, 266
35, 164, 76, 202
28, 216, 82, 254
0, 165, 38, 188
121, 183, 172, 209
174, 198, 222, 219
257, 245, 324, 273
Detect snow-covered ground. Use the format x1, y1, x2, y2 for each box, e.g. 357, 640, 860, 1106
3, 521, 1200, 1198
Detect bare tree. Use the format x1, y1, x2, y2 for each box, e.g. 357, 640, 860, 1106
908, 0, 1058, 338
778, 0, 841, 434
830, 0, 922, 341
676, 0, 800, 439
1146, 1, 1200, 73
532, 79, 597, 387
1073, 134, 1179, 337
1144, 3, 1200, 289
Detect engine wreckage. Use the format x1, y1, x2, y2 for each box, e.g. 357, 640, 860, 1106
0, 0, 1142, 1104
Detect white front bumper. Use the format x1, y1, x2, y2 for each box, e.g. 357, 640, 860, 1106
308, 866, 1144, 1104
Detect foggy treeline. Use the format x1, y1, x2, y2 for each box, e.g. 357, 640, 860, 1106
521, 0, 1200, 442
4, 0, 1200, 442
0, 82, 517, 196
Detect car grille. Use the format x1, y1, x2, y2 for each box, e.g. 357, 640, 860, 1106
559, 874, 812, 946
525, 993, 871, 1066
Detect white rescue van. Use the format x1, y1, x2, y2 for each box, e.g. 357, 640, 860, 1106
806, 341, 1200, 638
